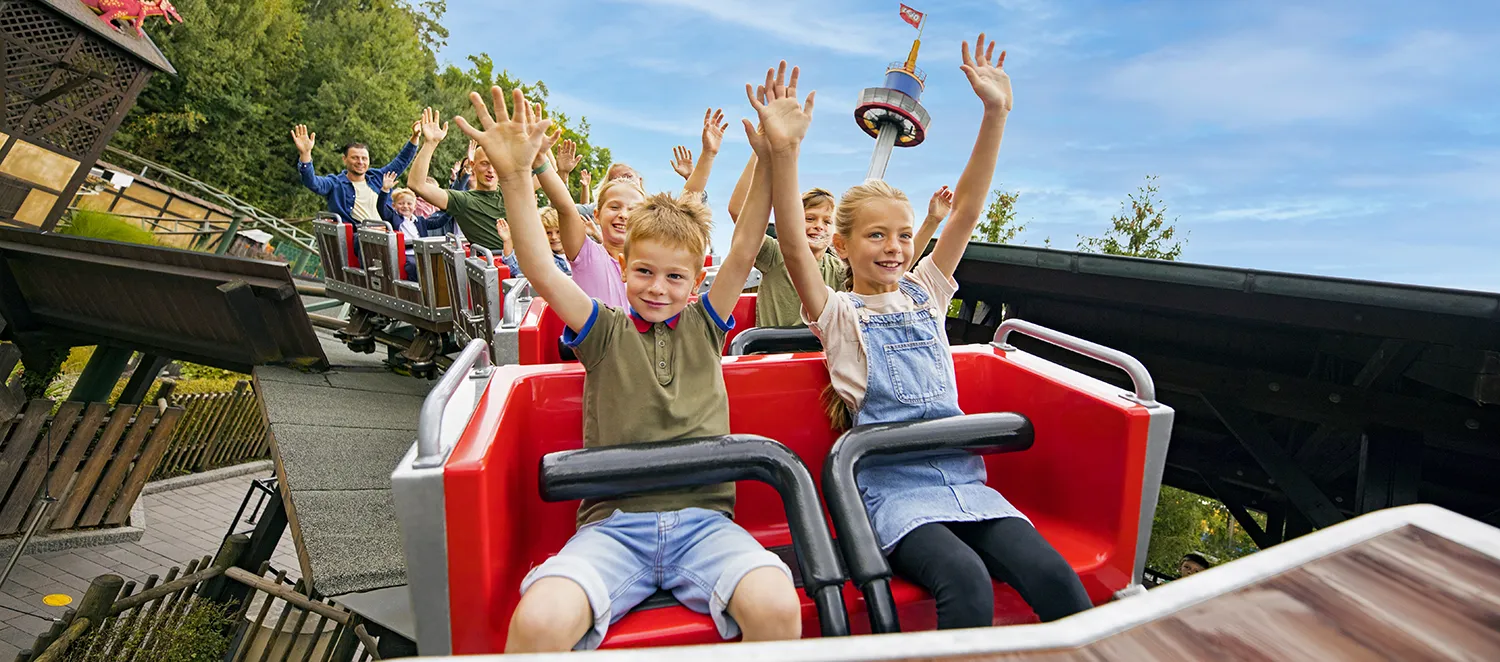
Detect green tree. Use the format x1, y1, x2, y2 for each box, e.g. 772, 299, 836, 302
974, 188, 1025, 244
1146, 486, 1263, 577
1077, 175, 1185, 260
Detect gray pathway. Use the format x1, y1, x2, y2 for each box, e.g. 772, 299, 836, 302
0, 472, 299, 659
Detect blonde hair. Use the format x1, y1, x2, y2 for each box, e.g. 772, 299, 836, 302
539, 206, 560, 231
596, 177, 648, 210
623, 192, 712, 263
391, 187, 417, 203
822, 180, 912, 430
803, 187, 836, 212
593, 163, 645, 199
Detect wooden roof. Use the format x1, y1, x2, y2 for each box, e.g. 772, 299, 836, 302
33, 0, 176, 74
0, 227, 325, 372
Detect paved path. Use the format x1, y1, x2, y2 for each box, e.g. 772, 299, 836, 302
0, 471, 299, 660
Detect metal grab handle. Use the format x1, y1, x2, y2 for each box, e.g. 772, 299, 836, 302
822, 413, 1034, 634
500, 278, 533, 329
727, 327, 822, 356
994, 318, 1158, 407
413, 339, 492, 469
541, 435, 851, 638
470, 244, 495, 265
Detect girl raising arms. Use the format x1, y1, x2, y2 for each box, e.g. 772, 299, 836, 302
760, 35, 1093, 629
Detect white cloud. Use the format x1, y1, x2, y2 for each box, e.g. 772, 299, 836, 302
1103, 17, 1479, 126
616, 0, 897, 56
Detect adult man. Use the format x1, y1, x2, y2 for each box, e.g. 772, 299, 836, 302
407, 107, 511, 251
292, 121, 420, 224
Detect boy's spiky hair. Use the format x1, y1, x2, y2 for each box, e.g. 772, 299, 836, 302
624, 193, 712, 262
539, 206, 560, 231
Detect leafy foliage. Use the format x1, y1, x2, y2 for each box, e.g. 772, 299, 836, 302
65, 597, 235, 662
1146, 485, 1262, 576
112, 0, 607, 219
974, 188, 1025, 244
1077, 175, 1185, 260
59, 210, 158, 246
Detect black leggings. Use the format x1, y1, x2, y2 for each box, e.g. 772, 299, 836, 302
887, 518, 1092, 629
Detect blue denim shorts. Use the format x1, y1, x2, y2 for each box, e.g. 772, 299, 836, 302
520, 508, 791, 650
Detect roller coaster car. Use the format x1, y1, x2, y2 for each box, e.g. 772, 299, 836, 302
439, 240, 532, 367
516, 294, 762, 364
391, 319, 1174, 655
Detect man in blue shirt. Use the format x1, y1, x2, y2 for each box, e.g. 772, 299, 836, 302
292, 122, 420, 224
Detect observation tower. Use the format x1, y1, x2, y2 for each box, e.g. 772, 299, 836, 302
855, 34, 931, 180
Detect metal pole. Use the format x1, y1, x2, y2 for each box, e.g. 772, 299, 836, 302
68, 347, 133, 403
215, 216, 245, 255
866, 123, 900, 180
0, 496, 56, 592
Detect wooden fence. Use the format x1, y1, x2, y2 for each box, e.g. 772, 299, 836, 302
18, 535, 382, 662
0, 398, 183, 536
152, 382, 269, 480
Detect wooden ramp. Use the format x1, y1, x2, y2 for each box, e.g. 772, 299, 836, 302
255, 331, 428, 599
461, 504, 1500, 662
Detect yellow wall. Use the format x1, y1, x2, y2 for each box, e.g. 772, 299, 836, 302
14, 189, 58, 226
1, 140, 80, 191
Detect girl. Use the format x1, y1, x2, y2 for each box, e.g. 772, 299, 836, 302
557, 176, 646, 308
760, 37, 1092, 629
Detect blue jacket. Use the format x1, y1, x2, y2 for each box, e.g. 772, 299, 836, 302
298, 141, 419, 224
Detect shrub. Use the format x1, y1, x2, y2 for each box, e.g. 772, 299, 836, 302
64, 597, 235, 662
59, 210, 158, 246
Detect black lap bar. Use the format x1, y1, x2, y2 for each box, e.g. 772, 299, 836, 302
822, 413, 1034, 634
539, 435, 850, 637
727, 327, 823, 356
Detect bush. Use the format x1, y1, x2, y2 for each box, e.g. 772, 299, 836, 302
59, 210, 158, 246
64, 597, 235, 662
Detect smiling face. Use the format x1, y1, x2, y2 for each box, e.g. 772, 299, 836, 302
472, 147, 498, 191
392, 193, 417, 217
622, 238, 706, 323
342, 146, 370, 177
804, 200, 835, 255
834, 196, 914, 295
596, 183, 646, 252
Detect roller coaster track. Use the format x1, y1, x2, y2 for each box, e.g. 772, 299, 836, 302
102, 146, 319, 257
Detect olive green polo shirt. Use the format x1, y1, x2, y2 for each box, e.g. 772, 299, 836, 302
444, 189, 507, 251
755, 235, 847, 328
564, 299, 736, 527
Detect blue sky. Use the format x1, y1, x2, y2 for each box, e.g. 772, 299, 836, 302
442, 0, 1499, 292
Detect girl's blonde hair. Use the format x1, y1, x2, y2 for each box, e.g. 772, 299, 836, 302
822, 179, 912, 431
596, 177, 649, 210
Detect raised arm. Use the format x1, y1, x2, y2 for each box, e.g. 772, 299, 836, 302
454, 88, 595, 332
409, 107, 451, 210
707, 127, 774, 316
380, 124, 420, 177
683, 108, 725, 196
931, 34, 1012, 277
909, 185, 953, 270
759, 62, 827, 319
292, 125, 334, 195
535, 143, 587, 259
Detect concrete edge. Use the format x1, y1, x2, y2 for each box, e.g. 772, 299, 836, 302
0, 499, 147, 558
142, 460, 275, 496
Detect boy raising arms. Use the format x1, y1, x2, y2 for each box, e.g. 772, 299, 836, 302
454, 70, 805, 652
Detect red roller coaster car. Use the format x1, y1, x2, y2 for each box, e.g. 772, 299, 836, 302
391, 302, 1173, 655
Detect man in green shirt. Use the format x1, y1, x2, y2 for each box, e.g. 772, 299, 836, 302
408, 107, 507, 251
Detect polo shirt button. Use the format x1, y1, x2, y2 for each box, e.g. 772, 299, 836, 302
658, 340, 665, 347
658, 361, 666, 368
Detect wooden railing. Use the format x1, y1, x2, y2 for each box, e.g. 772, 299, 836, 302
152, 382, 269, 480
0, 398, 184, 535
18, 535, 382, 662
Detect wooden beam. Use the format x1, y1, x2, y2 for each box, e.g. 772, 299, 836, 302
218, 281, 280, 364
0, 240, 296, 299
1203, 396, 1346, 530
1355, 426, 1423, 515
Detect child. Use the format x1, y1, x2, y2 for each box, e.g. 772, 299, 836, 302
765, 35, 1092, 629
559, 176, 645, 308
497, 207, 572, 277
452, 78, 801, 652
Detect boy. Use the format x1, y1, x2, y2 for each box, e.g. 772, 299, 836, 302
496, 207, 572, 277
453, 80, 801, 652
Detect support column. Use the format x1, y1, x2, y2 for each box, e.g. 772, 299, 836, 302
1204, 396, 1346, 530
117, 354, 170, 406
68, 347, 134, 403
866, 123, 900, 180
1355, 427, 1423, 515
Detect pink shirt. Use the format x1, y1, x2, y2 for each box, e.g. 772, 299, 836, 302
570, 239, 629, 309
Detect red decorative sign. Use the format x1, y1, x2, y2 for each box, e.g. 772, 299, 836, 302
900, 3, 924, 29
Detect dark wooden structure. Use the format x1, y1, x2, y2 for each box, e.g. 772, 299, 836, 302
0, 227, 328, 379
945, 243, 1500, 545
0, 0, 175, 231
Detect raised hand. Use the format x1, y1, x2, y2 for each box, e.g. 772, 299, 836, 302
410, 117, 422, 143
291, 124, 316, 155
583, 215, 602, 244
961, 33, 1011, 113
556, 139, 580, 174
669, 146, 694, 180
927, 185, 954, 220
382, 170, 398, 192
701, 108, 728, 154
452, 87, 554, 183
419, 107, 448, 144
580, 168, 592, 190
748, 61, 816, 153
495, 218, 512, 247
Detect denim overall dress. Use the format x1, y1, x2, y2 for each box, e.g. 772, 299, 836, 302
849, 278, 1028, 553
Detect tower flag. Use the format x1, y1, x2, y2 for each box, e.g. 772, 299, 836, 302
900, 3, 924, 30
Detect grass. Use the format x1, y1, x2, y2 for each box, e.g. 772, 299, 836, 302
58, 209, 159, 246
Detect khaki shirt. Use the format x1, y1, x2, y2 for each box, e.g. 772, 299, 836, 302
567, 300, 735, 527
755, 235, 847, 328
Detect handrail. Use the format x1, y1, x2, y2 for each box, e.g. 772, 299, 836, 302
822, 413, 1034, 633
471, 244, 495, 265
500, 278, 532, 329
541, 435, 851, 637
727, 327, 821, 356
414, 339, 492, 469
993, 318, 1158, 407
